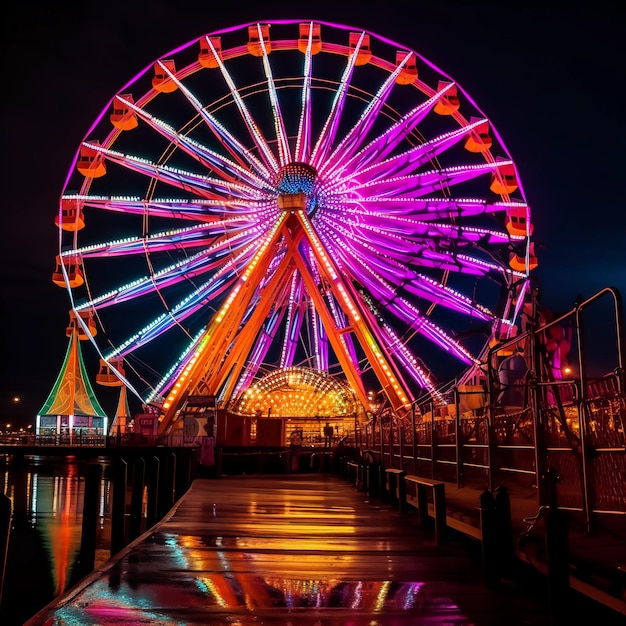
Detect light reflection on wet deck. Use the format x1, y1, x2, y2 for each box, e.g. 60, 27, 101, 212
27, 474, 553, 625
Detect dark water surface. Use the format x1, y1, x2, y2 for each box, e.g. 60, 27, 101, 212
0, 455, 114, 625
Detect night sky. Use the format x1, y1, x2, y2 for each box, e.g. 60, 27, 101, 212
2, 1, 624, 424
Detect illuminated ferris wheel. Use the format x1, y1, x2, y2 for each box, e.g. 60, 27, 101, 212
54, 20, 535, 428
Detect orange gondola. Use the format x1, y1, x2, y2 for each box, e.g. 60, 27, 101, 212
298, 23, 322, 55
349, 32, 371, 66
199, 36, 222, 68
248, 24, 271, 56
52, 255, 84, 288
77, 142, 106, 178
96, 357, 125, 386
152, 59, 177, 93
464, 117, 492, 152
55, 197, 85, 232
66, 309, 97, 340
433, 81, 460, 115
110, 94, 139, 130
490, 159, 518, 195
509, 243, 538, 272
395, 50, 417, 84
505, 205, 533, 237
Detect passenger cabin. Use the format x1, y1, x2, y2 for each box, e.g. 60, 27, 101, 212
489, 320, 519, 356
67, 309, 97, 340
433, 81, 460, 115
298, 23, 322, 54
110, 94, 138, 130
395, 51, 417, 84
97, 358, 125, 386
509, 242, 538, 272
199, 36, 222, 68
52, 255, 84, 288
349, 32, 371, 66
55, 197, 85, 232
248, 24, 271, 56
490, 159, 518, 195
77, 142, 106, 178
152, 59, 177, 93
505, 206, 533, 237
464, 117, 492, 152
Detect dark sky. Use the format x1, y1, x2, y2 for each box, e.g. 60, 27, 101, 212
1, 1, 624, 423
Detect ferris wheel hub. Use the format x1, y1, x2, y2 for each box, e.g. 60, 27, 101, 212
274, 162, 319, 215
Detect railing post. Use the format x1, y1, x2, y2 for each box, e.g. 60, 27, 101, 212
479, 489, 499, 587
494, 485, 514, 579
146, 456, 160, 528
77, 462, 103, 579
543, 468, 571, 625
111, 458, 128, 556
129, 457, 146, 541
0, 493, 12, 609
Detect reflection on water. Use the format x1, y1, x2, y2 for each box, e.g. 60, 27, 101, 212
0, 456, 112, 625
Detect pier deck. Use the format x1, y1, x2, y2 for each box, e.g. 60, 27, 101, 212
25, 473, 625, 625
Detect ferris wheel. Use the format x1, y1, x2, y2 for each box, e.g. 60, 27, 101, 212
54, 20, 535, 425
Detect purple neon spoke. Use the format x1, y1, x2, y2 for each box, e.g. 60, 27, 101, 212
205, 35, 279, 173
256, 26, 292, 166
333, 118, 488, 185
279, 271, 303, 368
334, 82, 457, 176
160, 55, 274, 179
116, 96, 273, 190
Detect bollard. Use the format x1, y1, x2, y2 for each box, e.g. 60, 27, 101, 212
129, 457, 146, 541
0, 493, 12, 609
146, 456, 160, 528
368, 461, 379, 499
479, 489, 499, 587
111, 458, 128, 556
77, 462, 103, 578
158, 453, 177, 518
494, 485, 515, 579
543, 468, 571, 625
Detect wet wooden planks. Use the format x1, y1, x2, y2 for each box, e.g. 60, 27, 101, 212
26, 474, 571, 625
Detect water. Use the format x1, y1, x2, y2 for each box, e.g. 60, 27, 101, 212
0, 455, 114, 625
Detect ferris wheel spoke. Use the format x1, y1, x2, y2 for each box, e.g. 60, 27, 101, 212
340, 118, 489, 185
88, 141, 267, 201
335, 82, 458, 176
73, 194, 275, 222
158, 57, 273, 179
321, 226, 492, 322
377, 322, 438, 392
388, 299, 478, 364
82, 235, 257, 311
256, 25, 292, 166
114, 96, 273, 190
75, 223, 247, 259
280, 271, 305, 368
204, 34, 280, 173
106, 268, 246, 357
